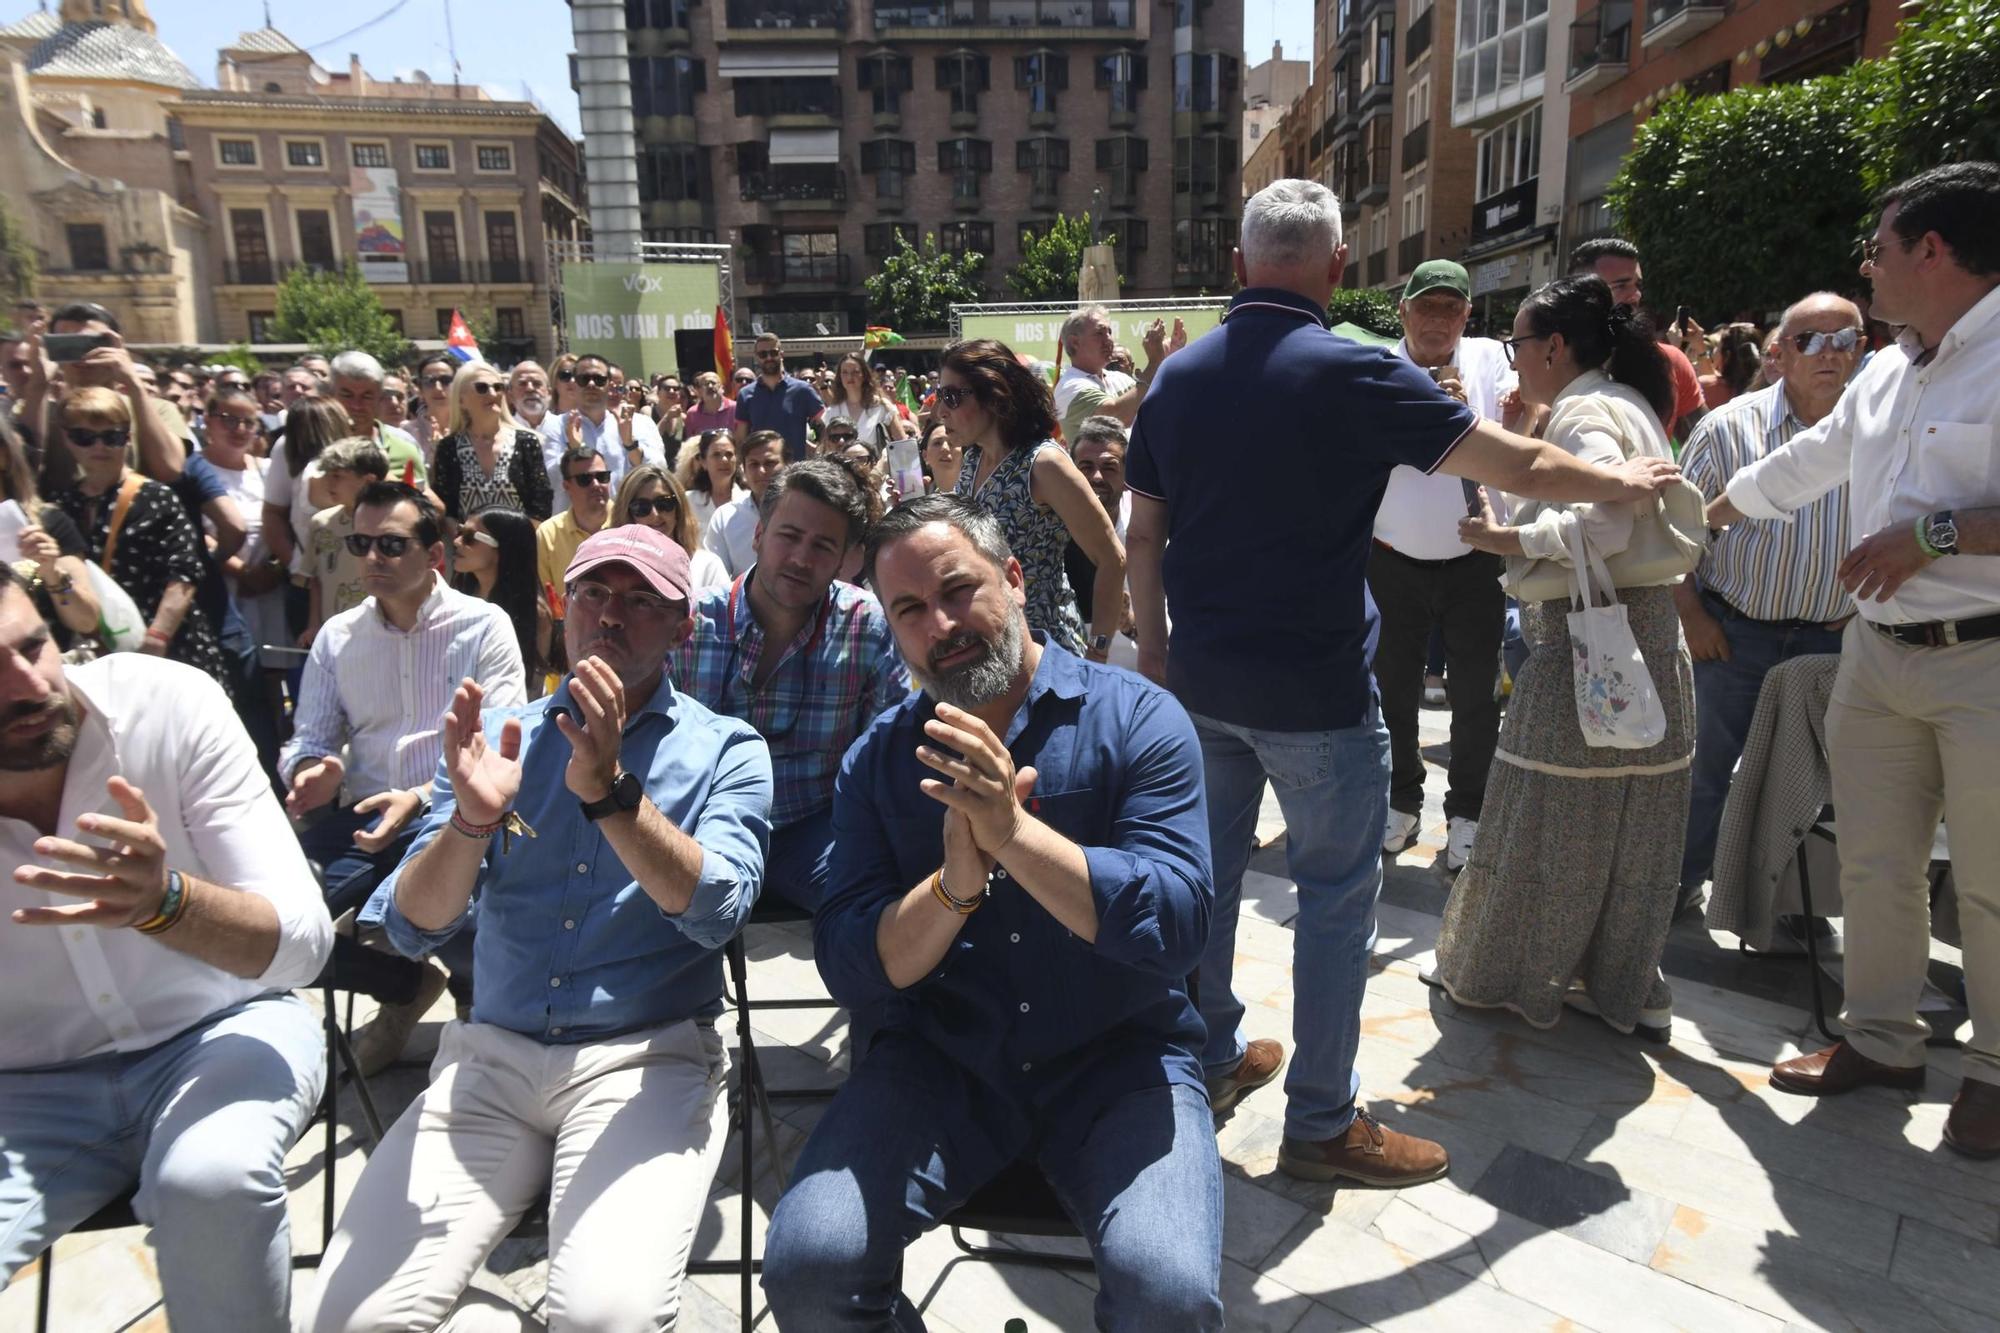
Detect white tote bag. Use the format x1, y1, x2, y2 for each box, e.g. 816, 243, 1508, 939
84, 562, 148, 651
1559, 526, 1667, 750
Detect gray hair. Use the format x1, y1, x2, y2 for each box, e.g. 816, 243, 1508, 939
863, 493, 1014, 586
1060, 304, 1110, 356
1240, 178, 1342, 269
1071, 414, 1128, 455
329, 349, 385, 386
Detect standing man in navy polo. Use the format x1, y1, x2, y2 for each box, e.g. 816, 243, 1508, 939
1126, 178, 1684, 1186
733, 331, 824, 463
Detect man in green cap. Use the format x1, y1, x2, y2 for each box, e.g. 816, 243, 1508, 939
1371, 257, 1517, 873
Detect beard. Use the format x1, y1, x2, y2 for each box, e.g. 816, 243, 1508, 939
0, 692, 79, 772
915, 609, 1026, 711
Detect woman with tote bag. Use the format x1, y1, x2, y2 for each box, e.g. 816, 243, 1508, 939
1430, 275, 1697, 1043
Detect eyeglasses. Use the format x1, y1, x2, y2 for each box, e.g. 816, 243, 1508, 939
1856, 234, 1910, 266
574, 373, 609, 389
209, 412, 259, 431
344, 532, 416, 558
453, 527, 500, 548
1789, 327, 1863, 357
566, 469, 613, 487
421, 374, 454, 389
65, 426, 130, 449
936, 385, 971, 410
468, 381, 504, 397
567, 580, 674, 618
1497, 334, 1546, 367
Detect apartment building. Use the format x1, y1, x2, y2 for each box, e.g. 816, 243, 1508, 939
585, 0, 1244, 338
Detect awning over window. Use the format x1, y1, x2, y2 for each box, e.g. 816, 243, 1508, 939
717, 50, 839, 79
769, 128, 841, 164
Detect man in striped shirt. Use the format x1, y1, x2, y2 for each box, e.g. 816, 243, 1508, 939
1674, 292, 1864, 914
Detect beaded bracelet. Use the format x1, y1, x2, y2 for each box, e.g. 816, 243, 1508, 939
929, 867, 985, 916
134, 870, 188, 935
450, 809, 506, 840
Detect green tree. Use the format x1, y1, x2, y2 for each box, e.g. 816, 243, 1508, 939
1868, 0, 2000, 192
1326, 287, 1402, 338
863, 231, 986, 333
271, 262, 409, 362
1004, 213, 1114, 301
0, 197, 38, 310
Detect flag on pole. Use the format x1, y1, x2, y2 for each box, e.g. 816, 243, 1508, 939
445, 310, 484, 365
713, 306, 735, 379
897, 374, 922, 416
863, 326, 906, 350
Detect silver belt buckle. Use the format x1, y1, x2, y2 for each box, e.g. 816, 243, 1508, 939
1941, 621, 1961, 647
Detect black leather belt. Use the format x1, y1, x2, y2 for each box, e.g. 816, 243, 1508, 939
1871, 613, 2000, 648
1371, 539, 1491, 569
1700, 589, 1847, 632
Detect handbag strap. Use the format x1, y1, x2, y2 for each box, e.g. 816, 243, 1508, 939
98, 471, 146, 576
1558, 522, 1620, 611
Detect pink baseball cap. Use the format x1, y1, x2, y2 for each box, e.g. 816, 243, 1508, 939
563, 525, 692, 604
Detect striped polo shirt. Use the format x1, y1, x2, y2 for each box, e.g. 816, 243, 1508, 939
1682, 382, 1853, 624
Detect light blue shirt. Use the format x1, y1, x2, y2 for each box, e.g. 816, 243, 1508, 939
380, 674, 773, 1042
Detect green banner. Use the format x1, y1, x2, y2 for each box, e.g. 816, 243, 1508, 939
560, 261, 722, 375
953, 303, 1227, 363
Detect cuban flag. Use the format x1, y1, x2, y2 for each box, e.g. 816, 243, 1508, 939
445, 310, 485, 365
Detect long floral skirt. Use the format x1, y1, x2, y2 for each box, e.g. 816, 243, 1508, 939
1434, 584, 1695, 1033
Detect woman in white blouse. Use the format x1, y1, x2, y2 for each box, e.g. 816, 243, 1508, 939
1432, 275, 1695, 1044
820, 351, 909, 449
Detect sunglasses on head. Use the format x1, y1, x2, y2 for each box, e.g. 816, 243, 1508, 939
453, 527, 500, 548
574, 373, 609, 389
344, 532, 416, 558
628, 495, 677, 518
65, 426, 130, 449
421, 374, 453, 389
567, 468, 613, 487
935, 385, 970, 410
1789, 327, 1862, 357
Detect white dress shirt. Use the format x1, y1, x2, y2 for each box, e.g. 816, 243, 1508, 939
701, 493, 762, 578
0, 657, 333, 1069
278, 575, 527, 800
1727, 283, 2000, 624
539, 408, 667, 515
1373, 336, 1516, 560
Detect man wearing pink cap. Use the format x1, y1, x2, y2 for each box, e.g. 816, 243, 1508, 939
304, 524, 775, 1333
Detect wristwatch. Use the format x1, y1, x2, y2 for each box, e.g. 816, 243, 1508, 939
1089, 633, 1112, 654
1926, 510, 1961, 556
581, 769, 643, 821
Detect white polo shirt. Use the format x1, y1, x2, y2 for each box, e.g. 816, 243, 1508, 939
1372, 336, 1516, 561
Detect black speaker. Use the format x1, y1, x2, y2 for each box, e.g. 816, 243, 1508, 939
675, 328, 716, 378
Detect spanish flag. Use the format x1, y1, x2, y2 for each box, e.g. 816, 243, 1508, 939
712, 306, 734, 379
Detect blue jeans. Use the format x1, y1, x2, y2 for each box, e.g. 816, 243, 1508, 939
764, 806, 834, 913
1680, 593, 1846, 889
1192, 700, 1390, 1142
0, 993, 325, 1330
762, 1033, 1223, 1332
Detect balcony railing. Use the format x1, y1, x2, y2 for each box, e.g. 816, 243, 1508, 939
1365, 248, 1387, 286
1402, 120, 1428, 171
726, 0, 847, 29
874, 0, 1134, 30
740, 169, 848, 204
742, 253, 852, 286
1405, 7, 1431, 64
223, 258, 536, 286
224, 260, 278, 285
1566, 5, 1633, 91
1470, 178, 1538, 243
734, 82, 842, 117
1397, 233, 1426, 275
1641, 0, 1724, 48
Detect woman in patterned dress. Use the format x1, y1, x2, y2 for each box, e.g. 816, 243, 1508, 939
939, 339, 1124, 661
430, 362, 553, 524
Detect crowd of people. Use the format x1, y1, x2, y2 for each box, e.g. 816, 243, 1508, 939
0, 158, 1994, 1332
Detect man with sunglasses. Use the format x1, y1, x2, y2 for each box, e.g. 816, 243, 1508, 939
540, 352, 665, 516
1673, 293, 1863, 919
1706, 162, 2000, 1159
281, 482, 525, 1073
733, 331, 823, 463
538, 444, 616, 597
306, 525, 771, 1333
675, 460, 907, 911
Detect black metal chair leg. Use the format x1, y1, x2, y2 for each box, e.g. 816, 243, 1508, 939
1797, 831, 1840, 1043
35, 1249, 51, 1333
948, 1226, 1095, 1272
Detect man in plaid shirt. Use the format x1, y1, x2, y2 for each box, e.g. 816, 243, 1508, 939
675, 459, 909, 910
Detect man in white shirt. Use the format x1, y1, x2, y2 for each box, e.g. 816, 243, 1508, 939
1708, 162, 2000, 1159
702, 430, 788, 577
0, 574, 333, 1328
281, 482, 526, 1071
508, 359, 552, 434
540, 352, 666, 514
1053, 304, 1186, 442
1370, 260, 1516, 871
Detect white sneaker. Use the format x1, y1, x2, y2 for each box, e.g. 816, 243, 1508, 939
1445, 817, 1478, 872
1382, 809, 1420, 854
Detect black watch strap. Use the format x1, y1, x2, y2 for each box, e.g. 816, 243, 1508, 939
581, 769, 643, 821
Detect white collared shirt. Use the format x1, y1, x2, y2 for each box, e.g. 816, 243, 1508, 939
278, 575, 527, 800
1373, 336, 1517, 560
0, 657, 333, 1069
701, 492, 762, 578
1727, 284, 2000, 624
539, 408, 667, 515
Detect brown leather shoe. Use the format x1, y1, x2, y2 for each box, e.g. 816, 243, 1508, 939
1207, 1038, 1284, 1116
1279, 1108, 1450, 1186
1769, 1041, 1925, 1096
1944, 1079, 2000, 1160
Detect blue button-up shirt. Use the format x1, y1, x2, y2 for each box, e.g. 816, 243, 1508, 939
817, 636, 1213, 1112
736, 374, 824, 462
380, 675, 773, 1042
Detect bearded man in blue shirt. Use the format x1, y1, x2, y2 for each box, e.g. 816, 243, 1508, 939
761, 494, 1222, 1332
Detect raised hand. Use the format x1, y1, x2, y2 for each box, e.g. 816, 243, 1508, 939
440, 677, 522, 824
552, 656, 627, 803
916, 702, 1038, 855
13, 777, 171, 928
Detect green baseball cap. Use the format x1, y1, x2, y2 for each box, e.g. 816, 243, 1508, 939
1402, 259, 1471, 302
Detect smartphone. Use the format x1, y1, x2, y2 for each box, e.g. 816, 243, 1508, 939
1461, 478, 1484, 518
44, 331, 115, 363
1676, 305, 1692, 332
1428, 365, 1450, 383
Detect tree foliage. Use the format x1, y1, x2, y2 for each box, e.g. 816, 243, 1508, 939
1004, 213, 1114, 301
1327, 287, 1402, 338
271, 262, 409, 362
0, 197, 38, 311
863, 231, 987, 333
1867, 0, 2000, 191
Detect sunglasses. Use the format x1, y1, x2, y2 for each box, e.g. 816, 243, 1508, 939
344, 532, 416, 558
935, 385, 970, 409
756, 350, 782, 360
567, 468, 613, 487
468, 381, 504, 396
1789, 327, 1863, 356
825, 431, 858, 444
65, 427, 130, 449
555, 369, 576, 382
628, 495, 677, 518
453, 527, 500, 548
209, 412, 259, 431
575, 373, 610, 388
568, 580, 674, 617
421, 374, 454, 388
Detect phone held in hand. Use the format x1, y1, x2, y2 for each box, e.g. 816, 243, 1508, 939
1461, 478, 1483, 518
1428, 365, 1450, 384
43, 332, 115, 363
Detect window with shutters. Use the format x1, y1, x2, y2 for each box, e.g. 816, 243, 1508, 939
935, 52, 990, 115
860, 139, 916, 199
858, 53, 913, 114
1014, 50, 1068, 115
